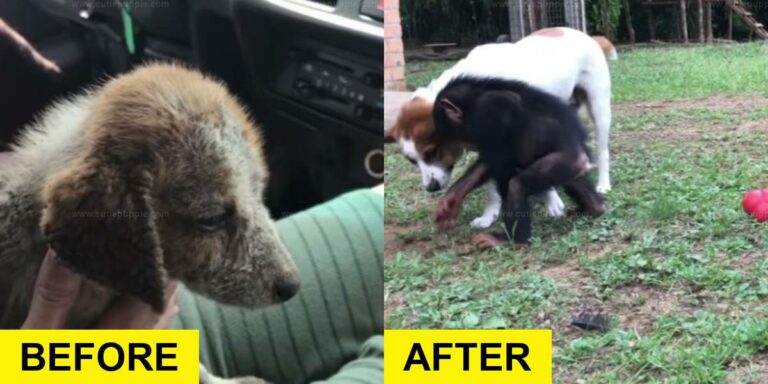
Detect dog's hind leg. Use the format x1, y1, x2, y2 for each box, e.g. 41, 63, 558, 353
587, 95, 611, 193
471, 181, 501, 228
580, 62, 612, 193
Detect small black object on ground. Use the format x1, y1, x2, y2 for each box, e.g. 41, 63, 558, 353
570, 311, 609, 332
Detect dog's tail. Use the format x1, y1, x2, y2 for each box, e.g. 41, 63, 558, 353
592, 36, 618, 61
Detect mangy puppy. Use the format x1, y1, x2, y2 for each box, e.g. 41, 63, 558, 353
433, 77, 606, 248
0, 63, 300, 383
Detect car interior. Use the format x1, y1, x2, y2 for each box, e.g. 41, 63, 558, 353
0, 0, 384, 218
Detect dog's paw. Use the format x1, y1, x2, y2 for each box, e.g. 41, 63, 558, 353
545, 196, 565, 217
470, 214, 497, 229
596, 182, 612, 194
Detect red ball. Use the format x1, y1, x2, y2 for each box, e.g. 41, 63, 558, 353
754, 202, 768, 222
743, 190, 764, 214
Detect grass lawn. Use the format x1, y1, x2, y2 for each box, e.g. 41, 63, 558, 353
385, 43, 768, 383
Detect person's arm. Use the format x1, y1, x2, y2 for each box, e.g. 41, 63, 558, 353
311, 336, 383, 384
175, 189, 384, 384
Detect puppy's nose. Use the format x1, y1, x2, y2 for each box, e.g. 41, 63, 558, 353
274, 279, 300, 302
426, 179, 441, 192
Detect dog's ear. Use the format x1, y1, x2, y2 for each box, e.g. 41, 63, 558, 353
384, 126, 397, 143
439, 98, 463, 124
41, 158, 167, 312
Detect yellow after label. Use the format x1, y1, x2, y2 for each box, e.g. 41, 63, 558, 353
0, 330, 199, 384
385, 329, 552, 384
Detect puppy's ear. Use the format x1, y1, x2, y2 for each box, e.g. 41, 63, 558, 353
439, 98, 463, 124
41, 159, 167, 311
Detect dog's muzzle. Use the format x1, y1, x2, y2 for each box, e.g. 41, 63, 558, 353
426, 179, 442, 192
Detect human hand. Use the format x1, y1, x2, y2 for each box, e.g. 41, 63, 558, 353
22, 249, 179, 329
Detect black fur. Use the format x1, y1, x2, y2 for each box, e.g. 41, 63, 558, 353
433, 76, 605, 244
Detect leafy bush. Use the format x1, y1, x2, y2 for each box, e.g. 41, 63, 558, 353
400, 0, 510, 45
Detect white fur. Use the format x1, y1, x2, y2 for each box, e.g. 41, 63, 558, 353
399, 138, 419, 159
417, 160, 450, 189
544, 188, 566, 217
2, 95, 92, 191
470, 182, 501, 228
472, 184, 565, 229
403, 27, 612, 225
400, 138, 451, 189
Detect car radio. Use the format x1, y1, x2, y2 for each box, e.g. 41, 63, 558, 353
272, 49, 383, 133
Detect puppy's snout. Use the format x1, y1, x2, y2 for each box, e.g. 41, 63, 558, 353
426, 179, 442, 192
274, 277, 300, 302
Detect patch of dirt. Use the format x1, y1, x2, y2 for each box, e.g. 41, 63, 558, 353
539, 247, 602, 287
726, 354, 768, 384
384, 290, 406, 325
615, 95, 768, 114
617, 97, 768, 146
736, 118, 768, 134
619, 120, 720, 143
540, 260, 583, 282
582, 244, 621, 261
618, 114, 766, 145
726, 251, 762, 271
384, 224, 434, 261
539, 258, 611, 338
610, 285, 688, 335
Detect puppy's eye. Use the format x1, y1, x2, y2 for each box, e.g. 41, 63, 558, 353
406, 156, 417, 165
194, 213, 229, 232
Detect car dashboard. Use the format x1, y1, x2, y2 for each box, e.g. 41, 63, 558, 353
23, 0, 384, 217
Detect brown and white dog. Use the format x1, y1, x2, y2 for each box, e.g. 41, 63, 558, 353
385, 27, 615, 228
0, 64, 298, 384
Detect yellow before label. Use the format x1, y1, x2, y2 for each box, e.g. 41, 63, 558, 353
385, 329, 552, 384
0, 330, 198, 384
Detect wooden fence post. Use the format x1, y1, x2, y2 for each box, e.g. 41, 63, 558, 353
507, 0, 526, 41
599, 0, 611, 37
728, 1, 733, 40
697, 0, 704, 42
680, 0, 689, 43
623, 0, 636, 43
705, 0, 712, 42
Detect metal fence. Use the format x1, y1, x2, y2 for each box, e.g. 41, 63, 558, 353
508, 0, 586, 41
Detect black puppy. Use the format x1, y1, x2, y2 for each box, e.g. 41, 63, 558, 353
433, 77, 606, 247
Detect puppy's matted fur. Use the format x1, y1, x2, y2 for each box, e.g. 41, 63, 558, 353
0, 63, 299, 382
